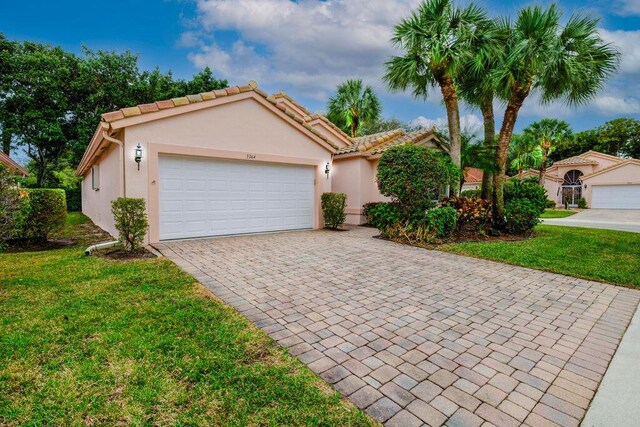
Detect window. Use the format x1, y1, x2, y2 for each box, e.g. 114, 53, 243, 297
91, 165, 100, 190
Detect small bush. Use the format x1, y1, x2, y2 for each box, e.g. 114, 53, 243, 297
321, 192, 347, 229
441, 196, 491, 231
504, 177, 548, 216
111, 198, 148, 251
461, 189, 481, 198
505, 199, 540, 235
377, 145, 459, 220
425, 207, 457, 238
546, 199, 556, 208
18, 189, 67, 241
365, 202, 402, 231
578, 197, 588, 209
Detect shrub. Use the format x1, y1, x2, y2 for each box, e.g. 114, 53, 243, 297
17, 189, 67, 241
505, 199, 540, 235
461, 189, 481, 198
111, 197, 148, 251
578, 197, 588, 209
65, 187, 82, 212
441, 196, 491, 231
425, 207, 457, 238
321, 192, 347, 229
377, 145, 459, 220
365, 202, 402, 230
504, 177, 547, 216
546, 199, 556, 208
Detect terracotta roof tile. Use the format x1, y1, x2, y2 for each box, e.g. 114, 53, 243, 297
225, 86, 240, 95
369, 128, 437, 155
464, 167, 483, 183
186, 94, 203, 103
138, 103, 159, 114
201, 91, 216, 101
337, 129, 404, 154
172, 97, 190, 107
101, 110, 125, 121
553, 155, 598, 166
213, 89, 228, 97
155, 100, 174, 110
0, 151, 29, 176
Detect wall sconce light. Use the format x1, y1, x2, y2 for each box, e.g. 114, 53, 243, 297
134, 143, 143, 170
325, 162, 331, 179
584, 184, 587, 189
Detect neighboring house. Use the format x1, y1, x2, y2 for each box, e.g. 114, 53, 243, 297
76, 81, 441, 243
461, 167, 483, 192
518, 150, 640, 209
0, 151, 29, 177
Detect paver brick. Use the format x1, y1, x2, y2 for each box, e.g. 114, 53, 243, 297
158, 226, 640, 426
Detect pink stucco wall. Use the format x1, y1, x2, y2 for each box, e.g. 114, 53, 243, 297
81, 142, 121, 237
80, 96, 334, 243
582, 162, 640, 205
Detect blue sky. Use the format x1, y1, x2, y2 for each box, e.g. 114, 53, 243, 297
2, 0, 640, 135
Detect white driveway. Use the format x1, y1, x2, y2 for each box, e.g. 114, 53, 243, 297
542, 209, 640, 233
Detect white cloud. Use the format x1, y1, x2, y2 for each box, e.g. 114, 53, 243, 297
593, 96, 640, 114
614, 0, 640, 16
599, 28, 640, 74
185, 0, 421, 96
411, 114, 483, 134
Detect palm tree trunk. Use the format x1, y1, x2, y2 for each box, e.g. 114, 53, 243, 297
538, 142, 550, 185
480, 94, 494, 201
493, 88, 529, 225
438, 76, 461, 194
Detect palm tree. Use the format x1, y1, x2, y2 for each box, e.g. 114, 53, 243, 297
383, 0, 490, 180
509, 134, 543, 177
491, 4, 619, 221
522, 119, 572, 184
326, 79, 381, 138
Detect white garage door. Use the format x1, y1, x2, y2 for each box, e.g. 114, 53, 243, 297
591, 185, 640, 209
159, 155, 314, 240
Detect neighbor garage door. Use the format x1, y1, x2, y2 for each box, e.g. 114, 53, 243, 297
591, 185, 640, 209
159, 155, 314, 240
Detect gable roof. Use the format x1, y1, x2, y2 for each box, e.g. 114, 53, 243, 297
77, 82, 338, 176
0, 151, 28, 177
579, 150, 626, 162
334, 128, 440, 158
464, 167, 483, 183
551, 155, 598, 166
581, 158, 640, 180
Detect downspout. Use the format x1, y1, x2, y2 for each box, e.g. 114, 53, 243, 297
102, 131, 126, 198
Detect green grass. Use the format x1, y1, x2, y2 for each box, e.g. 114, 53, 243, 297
539, 209, 578, 218
439, 225, 640, 287
0, 215, 374, 426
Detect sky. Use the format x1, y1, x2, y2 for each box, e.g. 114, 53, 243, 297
2, 0, 640, 136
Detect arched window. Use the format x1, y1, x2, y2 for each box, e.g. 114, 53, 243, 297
563, 170, 583, 186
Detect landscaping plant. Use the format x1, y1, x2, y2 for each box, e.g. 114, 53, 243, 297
363, 202, 402, 231
578, 197, 588, 209
504, 199, 540, 234
17, 189, 66, 242
504, 178, 548, 217
321, 192, 347, 230
111, 197, 148, 251
441, 196, 491, 231
425, 206, 457, 238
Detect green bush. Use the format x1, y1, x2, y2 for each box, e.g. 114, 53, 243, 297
364, 202, 402, 230
460, 189, 481, 198
111, 198, 148, 251
578, 197, 588, 209
65, 187, 82, 212
505, 199, 540, 235
377, 145, 459, 220
17, 189, 67, 241
321, 192, 347, 229
504, 177, 547, 216
546, 199, 556, 208
425, 207, 457, 238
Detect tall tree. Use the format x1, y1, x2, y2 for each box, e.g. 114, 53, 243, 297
326, 79, 381, 138
522, 119, 572, 184
0, 34, 17, 154
491, 5, 618, 222
509, 134, 542, 177
596, 118, 640, 158
384, 0, 490, 186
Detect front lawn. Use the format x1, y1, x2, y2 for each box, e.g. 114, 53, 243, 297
0, 214, 373, 426
540, 209, 578, 218
439, 225, 640, 287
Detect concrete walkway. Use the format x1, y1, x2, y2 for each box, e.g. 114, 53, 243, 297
155, 227, 640, 426
582, 304, 640, 426
542, 209, 640, 233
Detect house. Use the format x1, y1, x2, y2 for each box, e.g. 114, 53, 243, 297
461, 167, 484, 192
0, 151, 29, 177
76, 81, 441, 243
518, 150, 640, 209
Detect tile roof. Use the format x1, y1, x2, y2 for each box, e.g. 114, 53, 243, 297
463, 167, 483, 183
369, 128, 439, 155
552, 155, 598, 166
581, 158, 640, 180
0, 151, 28, 176
336, 129, 404, 154
98, 81, 339, 150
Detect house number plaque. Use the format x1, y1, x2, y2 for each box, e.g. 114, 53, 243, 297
246, 154, 256, 159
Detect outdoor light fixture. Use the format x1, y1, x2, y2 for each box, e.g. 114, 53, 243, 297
325, 162, 330, 179
134, 143, 143, 170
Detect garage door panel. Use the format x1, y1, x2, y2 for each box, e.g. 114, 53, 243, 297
159, 155, 314, 240
592, 185, 640, 209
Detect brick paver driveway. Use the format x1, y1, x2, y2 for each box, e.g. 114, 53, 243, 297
155, 227, 640, 427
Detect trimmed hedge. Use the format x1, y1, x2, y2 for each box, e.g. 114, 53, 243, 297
504, 177, 548, 216
364, 202, 402, 230
111, 197, 148, 251
18, 189, 67, 241
505, 199, 540, 234
321, 192, 347, 229
425, 207, 457, 238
